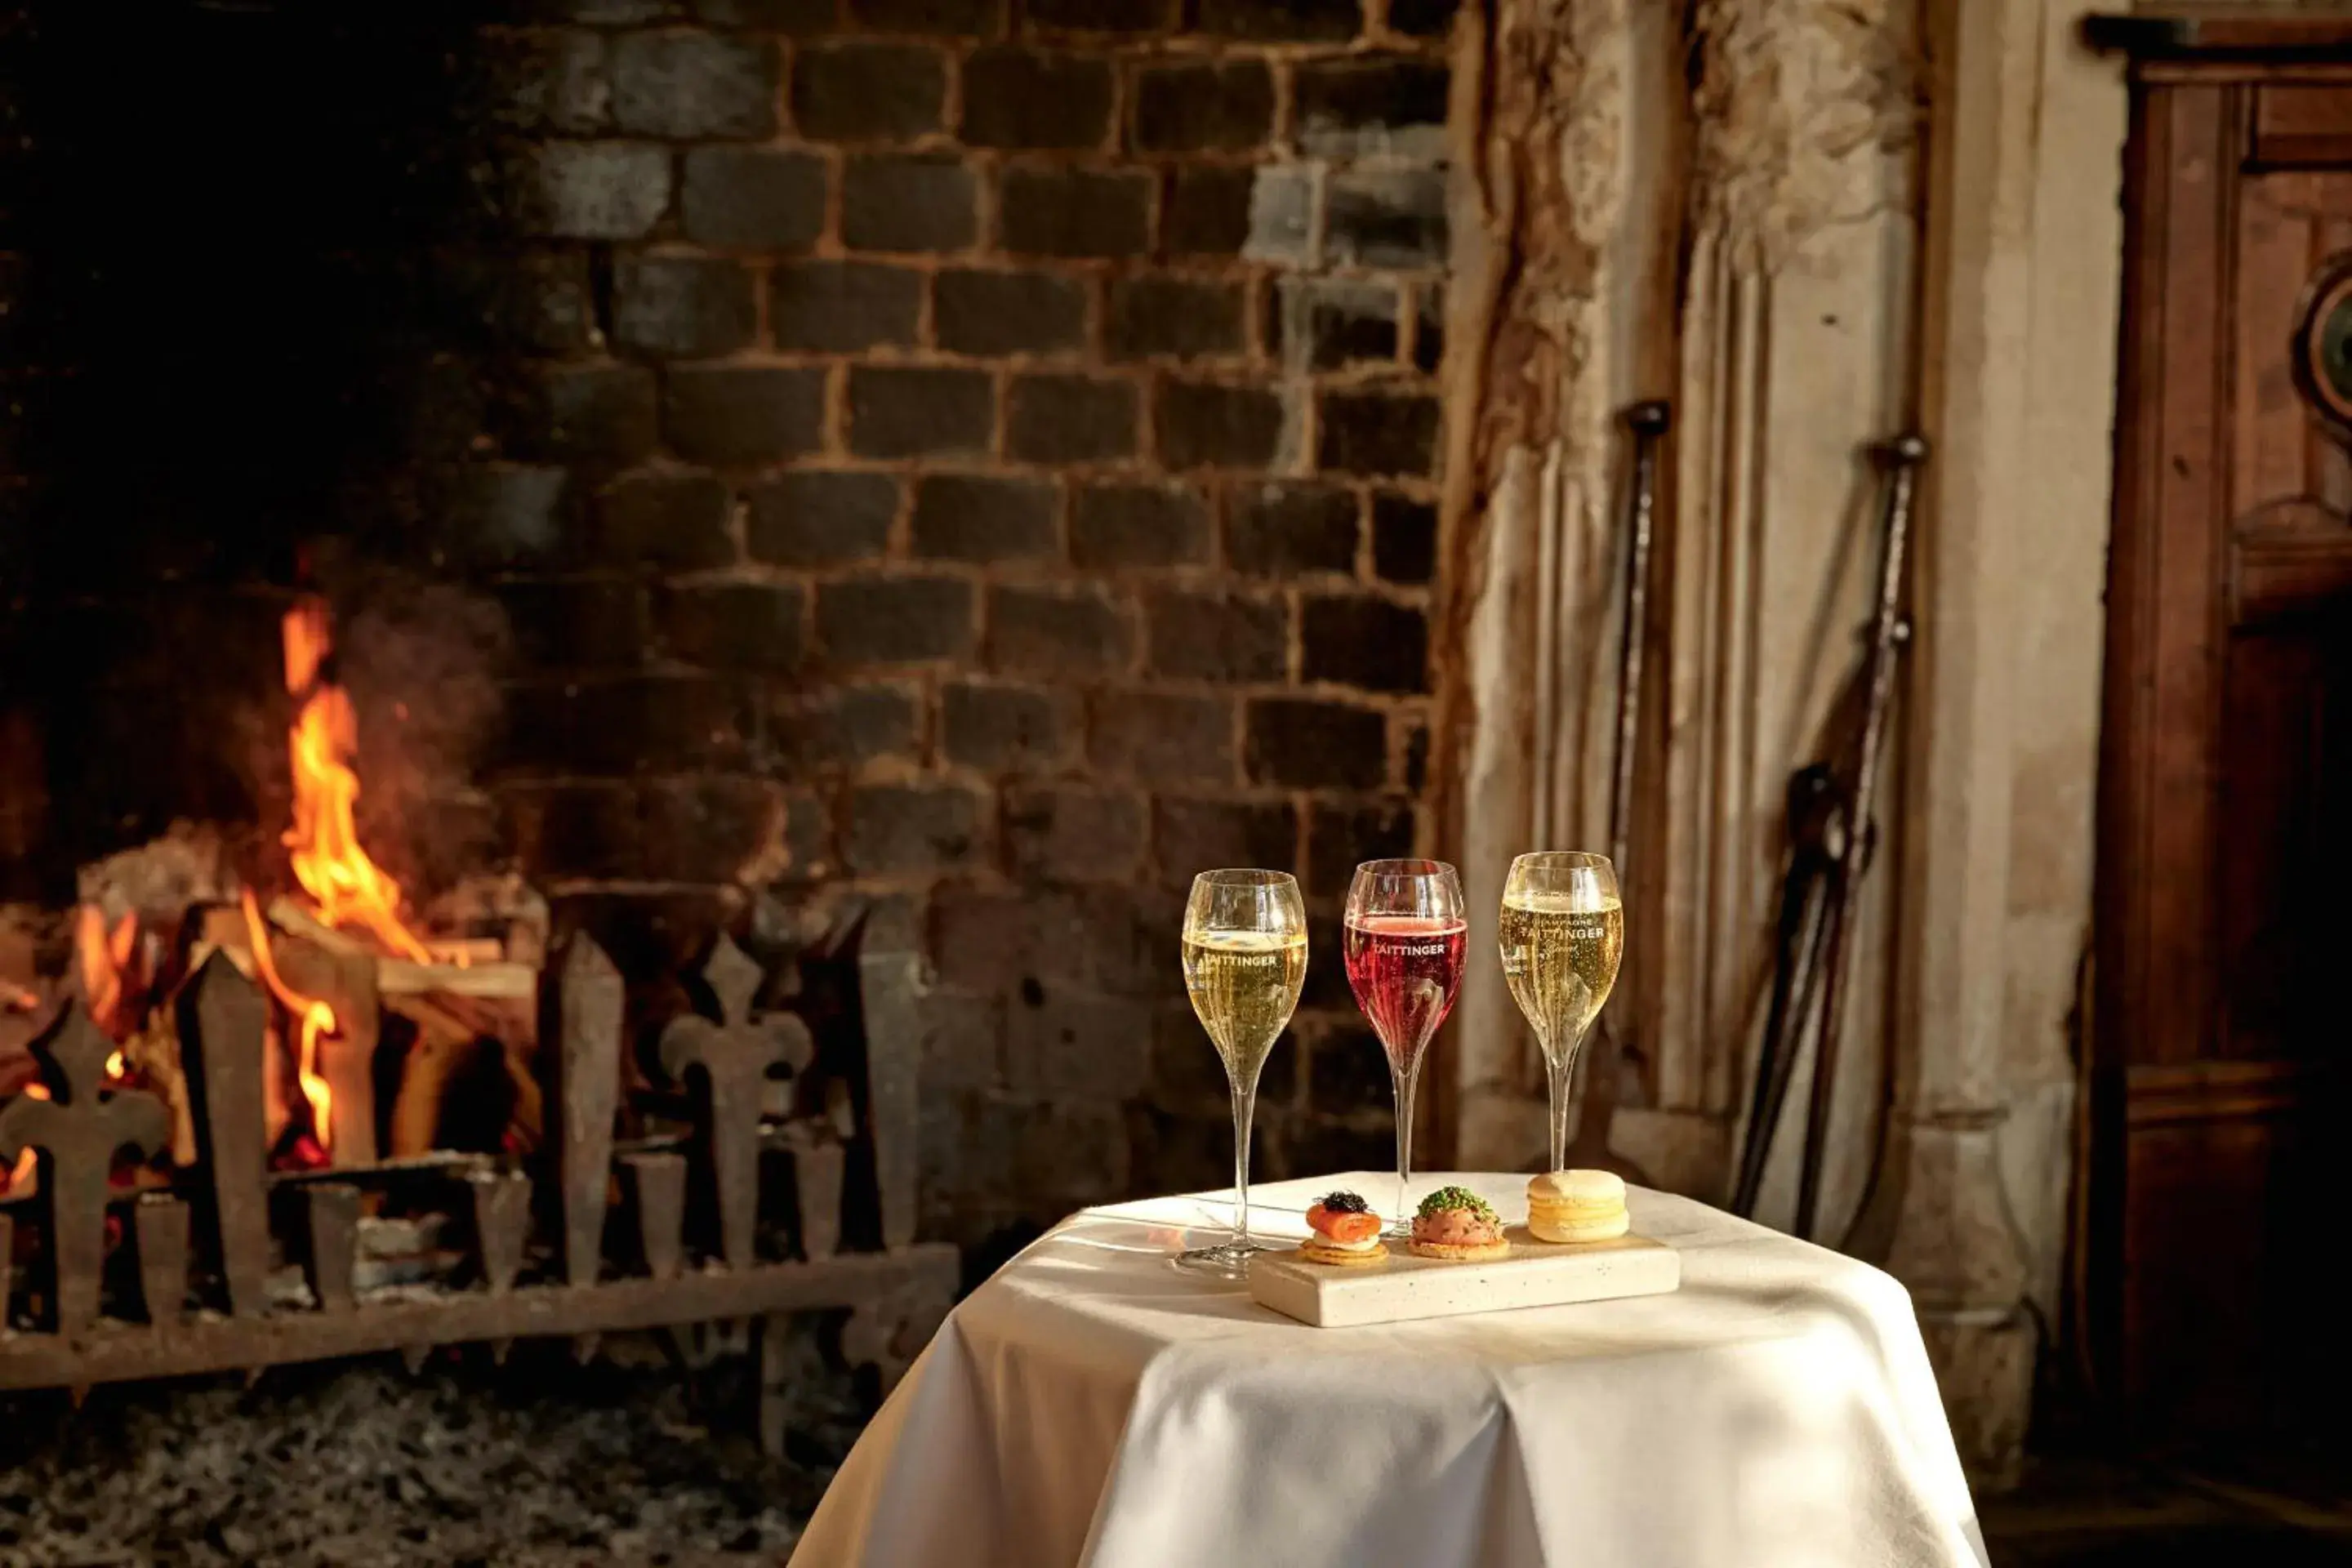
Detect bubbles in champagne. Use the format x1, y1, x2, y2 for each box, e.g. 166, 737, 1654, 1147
1498, 891, 1624, 1067
1183, 928, 1307, 1087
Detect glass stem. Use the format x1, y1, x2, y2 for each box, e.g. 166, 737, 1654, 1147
1230, 1073, 1257, 1249
1546, 1035, 1575, 1173
1392, 1055, 1421, 1231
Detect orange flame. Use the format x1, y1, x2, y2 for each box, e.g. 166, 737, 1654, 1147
72, 904, 137, 1037
5, 1147, 33, 1190
242, 889, 336, 1151
280, 599, 431, 964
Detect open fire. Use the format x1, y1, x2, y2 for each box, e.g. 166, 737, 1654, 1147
2, 594, 541, 1199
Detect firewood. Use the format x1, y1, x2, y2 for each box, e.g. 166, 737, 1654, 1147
376, 959, 536, 1000
266, 897, 368, 959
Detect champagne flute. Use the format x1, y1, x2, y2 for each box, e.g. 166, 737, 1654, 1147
1178, 868, 1308, 1278
1499, 851, 1625, 1173
1343, 858, 1468, 1236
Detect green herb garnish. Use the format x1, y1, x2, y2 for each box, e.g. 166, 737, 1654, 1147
1415, 1185, 1499, 1222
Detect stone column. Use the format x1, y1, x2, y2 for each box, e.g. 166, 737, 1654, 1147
1855, 0, 2126, 1487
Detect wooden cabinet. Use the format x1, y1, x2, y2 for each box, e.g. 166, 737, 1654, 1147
2091, 14, 2352, 1438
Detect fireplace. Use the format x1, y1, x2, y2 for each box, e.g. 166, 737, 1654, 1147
2, 0, 1457, 1548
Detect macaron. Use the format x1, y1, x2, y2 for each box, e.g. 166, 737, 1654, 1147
1526, 1169, 1629, 1244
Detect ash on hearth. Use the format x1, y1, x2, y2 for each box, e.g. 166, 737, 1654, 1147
0, 1323, 860, 1568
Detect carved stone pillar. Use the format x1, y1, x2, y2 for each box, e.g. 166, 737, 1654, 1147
1855, 0, 2124, 1489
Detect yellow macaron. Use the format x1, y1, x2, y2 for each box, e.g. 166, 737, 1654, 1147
1526, 1169, 1630, 1244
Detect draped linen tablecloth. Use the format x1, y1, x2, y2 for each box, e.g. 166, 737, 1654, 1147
796, 1172, 1987, 1568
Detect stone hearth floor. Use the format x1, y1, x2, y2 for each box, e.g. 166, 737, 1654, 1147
1983, 1454, 2352, 1566
0, 1321, 863, 1566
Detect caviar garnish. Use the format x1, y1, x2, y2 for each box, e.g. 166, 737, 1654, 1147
1316, 1191, 1372, 1215
1415, 1185, 1499, 1222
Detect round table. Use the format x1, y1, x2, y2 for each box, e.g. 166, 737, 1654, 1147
797, 1172, 1988, 1568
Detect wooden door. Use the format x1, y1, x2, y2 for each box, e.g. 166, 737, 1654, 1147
2093, 26, 2352, 1440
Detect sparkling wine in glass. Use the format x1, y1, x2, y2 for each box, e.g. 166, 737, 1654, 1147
1499, 851, 1625, 1173
1178, 868, 1307, 1278
1343, 858, 1468, 1235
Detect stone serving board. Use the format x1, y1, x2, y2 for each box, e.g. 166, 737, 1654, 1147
1247, 1227, 1681, 1328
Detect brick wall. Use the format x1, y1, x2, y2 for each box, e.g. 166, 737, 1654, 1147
0, 0, 1457, 1254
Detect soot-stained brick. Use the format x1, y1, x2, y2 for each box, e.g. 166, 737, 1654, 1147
1152, 797, 1298, 888
611, 31, 779, 139
1196, 0, 1362, 41
1005, 785, 1147, 884
445, 465, 574, 568
694, 0, 840, 26
501, 580, 648, 670
770, 261, 923, 351
520, 363, 659, 467
842, 154, 979, 252
1163, 166, 1255, 256
1132, 60, 1273, 153
1006, 374, 1138, 462
849, 782, 988, 874
1316, 388, 1440, 478
817, 573, 978, 664
773, 684, 923, 768
912, 473, 1059, 562
1294, 56, 1450, 155
1274, 278, 1400, 371
961, 47, 1114, 149
1027, 0, 1176, 29
679, 147, 826, 248
1107, 275, 1248, 362
1087, 691, 1235, 783
516, 142, 672, 239
849, 365, 995, 457
1227, 482, 1360, 577
1243, 164, 1317, 265
988, 583, 1133, 675
943, 681, 1074, 770
1071, 481, 1211, 568
1371, 492, 1437, 584
612, 255, 757, 359
1303, 593, 1428, 693
792, 41, 946, 141
1000, 167, 1152, 258
1156, 380, 1286, 471
746, 470, 902, 566
1325, 167, 1449, 268
661, 582, 808, 671
1146, 588, 1285, 680
935, 269, 1089, 357
597, 470, 733, 569
1387, 0, 1459, 35
1245, 697, 1386, 787
849, 0, 998, 29
1306, 799, 1418, 897
663, 366, 827, 465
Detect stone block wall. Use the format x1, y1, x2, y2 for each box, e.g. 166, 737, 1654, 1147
0, 0, 1459, 1253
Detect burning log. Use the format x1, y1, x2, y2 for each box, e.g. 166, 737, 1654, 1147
268, 898, 533, 1000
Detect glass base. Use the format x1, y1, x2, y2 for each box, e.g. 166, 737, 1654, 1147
1172, 1240, 1264, 1280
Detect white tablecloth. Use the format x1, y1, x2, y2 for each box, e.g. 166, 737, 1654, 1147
797, 1173, 1986, 1568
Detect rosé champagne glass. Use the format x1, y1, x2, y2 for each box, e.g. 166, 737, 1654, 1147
1499, 851, 1624, 1173
1343, 858, 1468, 1235
1178, 868, 1308, 1278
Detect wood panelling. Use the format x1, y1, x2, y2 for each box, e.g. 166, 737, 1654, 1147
2094, 37, 2352, 1437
